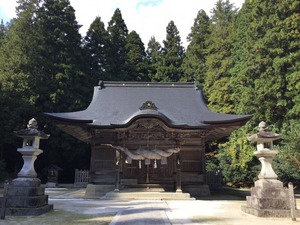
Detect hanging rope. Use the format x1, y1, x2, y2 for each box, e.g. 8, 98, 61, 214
103, 144, 180, 160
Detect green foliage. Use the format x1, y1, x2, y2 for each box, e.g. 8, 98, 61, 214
0, 0, 299, 186
34, 0, 89, 112
125, 31, 149, 81
146, 36, 162, 81
0, 20, 10, 46
0, 0, 39, 147
155, 20, 185, 82
83, 16, 110, 82
205, 151, 220, 172
230, 0, 300, 123
203, 0, 238, 113
0, 0, 91, 177
214, 0, 300, 185
181, 9, 210, 86
274, 120, 300, 186
106, 8, 131, 81
0, 20, 5, 40
217, 126, 260, 187
280, 1, 300, 119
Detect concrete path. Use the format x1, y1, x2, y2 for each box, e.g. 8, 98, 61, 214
46, 188, 300, 225
110, 200, 171, 225
48, 198, 300, 225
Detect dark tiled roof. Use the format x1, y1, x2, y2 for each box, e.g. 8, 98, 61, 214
45, 81, 251, 129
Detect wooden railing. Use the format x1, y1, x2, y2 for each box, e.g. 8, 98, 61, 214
74, 169, 89, 188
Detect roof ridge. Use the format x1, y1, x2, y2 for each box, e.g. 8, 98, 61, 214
99, 81, 197, 88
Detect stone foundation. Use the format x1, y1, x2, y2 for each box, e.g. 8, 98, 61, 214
0, 178, 53, 216
85, 184, 115, 198
182, 184, 210, 197
241, 179, 300, 217
45, 182, 57, 188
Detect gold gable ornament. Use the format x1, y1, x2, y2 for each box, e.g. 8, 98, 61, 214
139, 101, 158, 110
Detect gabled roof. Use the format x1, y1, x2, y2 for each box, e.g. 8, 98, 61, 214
45, 81, 251, 141
46, 81, 251, 127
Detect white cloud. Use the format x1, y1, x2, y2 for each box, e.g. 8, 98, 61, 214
0, 0, 245, 48
0, 0, 17, 21
71, 0, 245, 48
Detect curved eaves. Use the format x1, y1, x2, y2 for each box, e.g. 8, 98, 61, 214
44, 112, 93, 124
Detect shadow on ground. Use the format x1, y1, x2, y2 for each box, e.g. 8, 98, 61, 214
198, 186, 300, 201
197, 186, 249, 200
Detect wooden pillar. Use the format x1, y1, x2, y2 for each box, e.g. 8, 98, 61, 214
89, 141, 96, 183
115, 150, 120, 192
146, 164, 149, 183
176, 153, 182, 193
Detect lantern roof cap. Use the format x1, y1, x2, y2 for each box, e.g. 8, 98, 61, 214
14, 118, 50, 139
247, 121, 281, 142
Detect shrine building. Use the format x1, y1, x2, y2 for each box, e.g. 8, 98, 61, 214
45, 81, 251, 196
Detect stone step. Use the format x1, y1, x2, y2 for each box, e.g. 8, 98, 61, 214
122, 184, 174, 192
104, 190, 195, 200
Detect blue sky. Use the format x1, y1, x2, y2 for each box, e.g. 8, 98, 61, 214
0, 0, 244, 47
0, 9, 5, 21
0, 0, 16, 23
136, 0, 163, 10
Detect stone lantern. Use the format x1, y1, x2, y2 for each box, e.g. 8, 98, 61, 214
3, 118, 53, 216
46, 164, 62, 188
241, 121, 299, 217
248, 121, 280, 182
14, 118, 50, 180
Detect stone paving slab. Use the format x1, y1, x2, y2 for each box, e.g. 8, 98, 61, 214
46, 188, 86, 199
2, 187, 299, 224
110, 200, 171, 225
48, 198, 300, 225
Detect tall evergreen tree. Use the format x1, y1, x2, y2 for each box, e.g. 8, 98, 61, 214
34, 0, 88, 112
34, 0, 92, 180
216, 0, 300, 186
202, 0, 255, 187
84, 16, 110, 84
229, 1, 256, 119
0, 0, 41, 174
181, 10, 210, 85
230, 0, 300, 124
0, 20, 9, 46
0, 20, 5, 39
0, 0, 40, 127
274, 1, 300, 120
125, 30, 149, 81
106, 8, 131, 80
146, 36, 162, 81
204, 0, 238, 114
155, 20, 185, 82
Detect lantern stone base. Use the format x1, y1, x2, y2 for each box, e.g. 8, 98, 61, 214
241, 179, 300, 217
85, 184, 115, 198
241, 206, 300, 217
0, 178, 53, 216
45, 182, 58, 188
